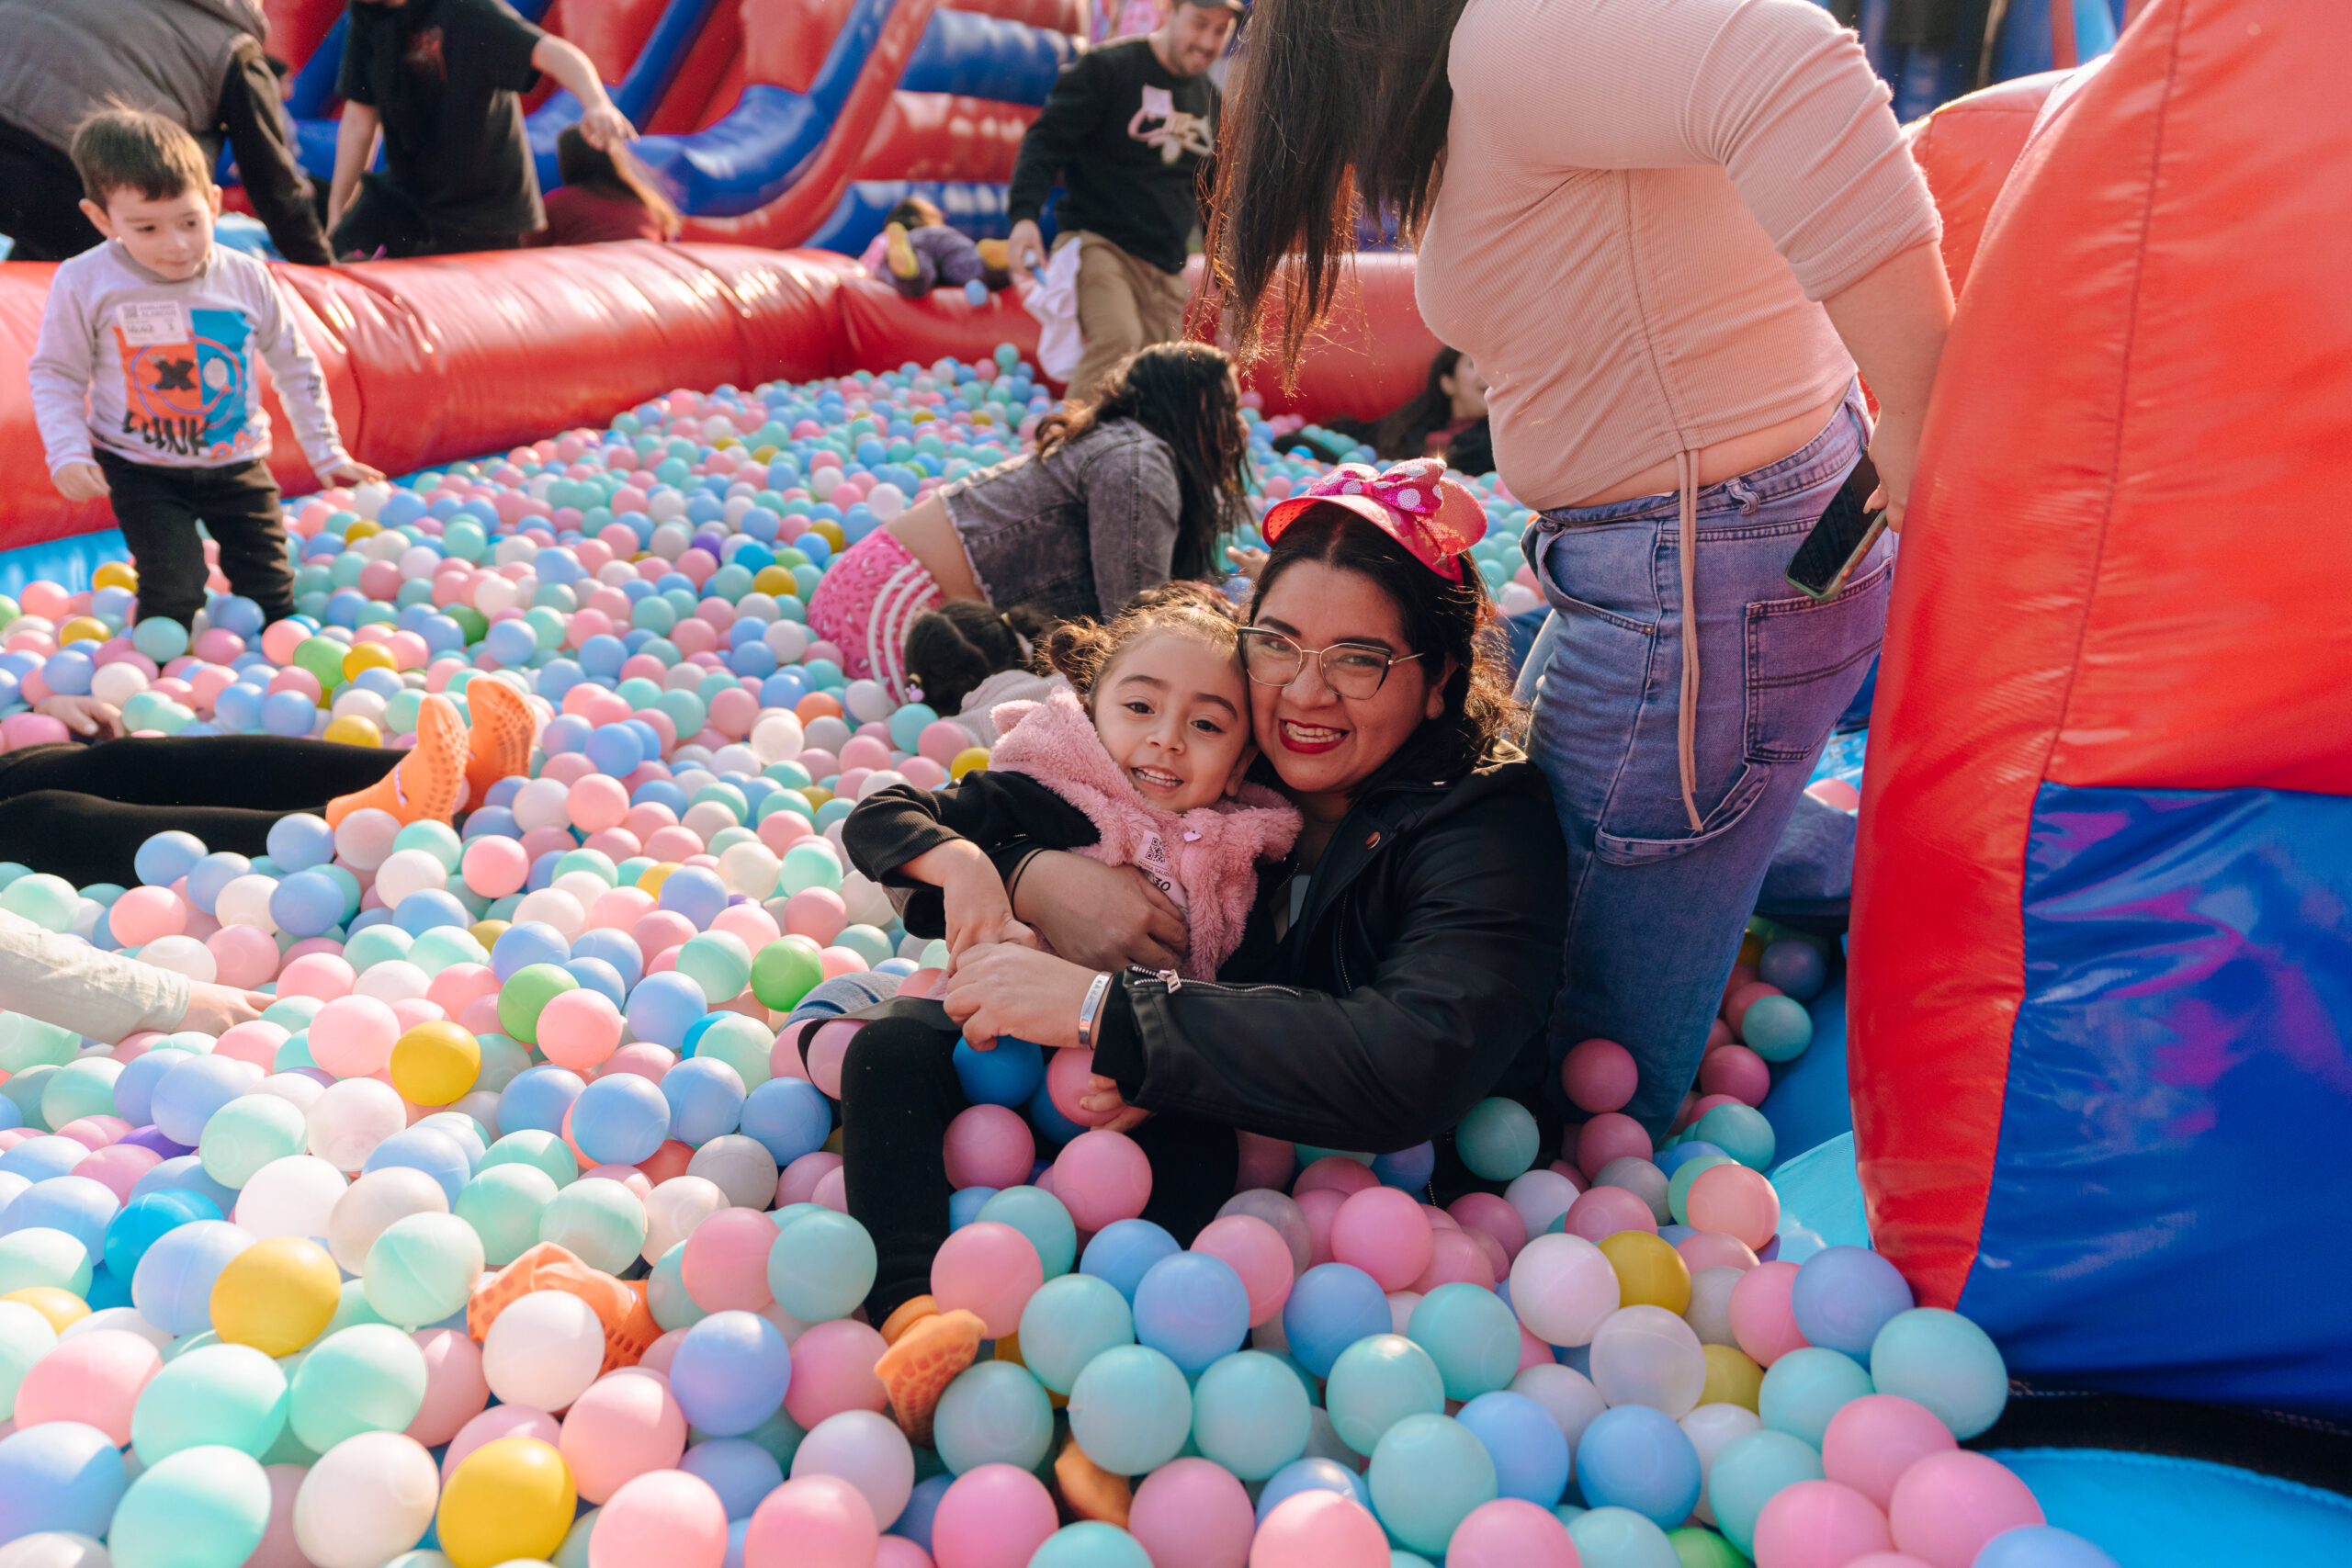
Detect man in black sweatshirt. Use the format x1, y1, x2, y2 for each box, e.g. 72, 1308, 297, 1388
1004, 0, 1240, 398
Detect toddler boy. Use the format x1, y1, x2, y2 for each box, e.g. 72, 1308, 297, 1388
28, 107, 378, 630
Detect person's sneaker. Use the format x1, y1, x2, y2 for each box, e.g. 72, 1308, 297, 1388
879, 1294, 940, 1347
325, 694, 468, 827
1055, 1435, 1132, 1526
875, 1307, 985, 1446
883, 221, 920, 281
462, 674, 537, 807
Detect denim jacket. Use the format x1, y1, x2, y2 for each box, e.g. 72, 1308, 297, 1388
941, 417, 1183, 622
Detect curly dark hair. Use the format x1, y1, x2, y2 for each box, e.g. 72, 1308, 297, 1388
1041, 581, 1242, 713
1246, 504, 1520, 781
1034, 342, 1255, 584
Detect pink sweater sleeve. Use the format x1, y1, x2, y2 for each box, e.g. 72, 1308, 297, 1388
1469, 0, 1939, 299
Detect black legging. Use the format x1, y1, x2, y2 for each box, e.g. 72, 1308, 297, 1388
0, 738, 400, 886
840, 1015, 1239, 1324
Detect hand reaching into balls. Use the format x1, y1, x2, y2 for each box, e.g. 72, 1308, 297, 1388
33, 694, 124, 739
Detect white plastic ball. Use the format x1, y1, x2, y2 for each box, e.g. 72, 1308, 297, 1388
481, 1289, 605, 1412
334, 808, 402, 872
374, 849, 449, 907
718, 844, 781, 901
139, 934, 218, 983
842, 681, 892, 724
292, 1430, 440, 1568
214, 874, 281, 932
307, 1077, 411, 1174
510, 778, 573, 834
511, 888, 586, 942
642, 1175, 728, 1262
90, 662, 151, 705
1589, 1303, 1708, 1417
352, 959, 430, 1005
685, 1134, 778, 1211
236, 1155, 351, 1240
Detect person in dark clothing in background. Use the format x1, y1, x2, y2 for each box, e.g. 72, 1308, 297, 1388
0, 0, 333, 265
524, 124, 680, 247
1003, 0, 1241, 396
327, 0, 637, 258
1336, 347, 1495, 475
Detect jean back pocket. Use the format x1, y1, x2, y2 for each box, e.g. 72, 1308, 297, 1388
1745, 554, 1893, 763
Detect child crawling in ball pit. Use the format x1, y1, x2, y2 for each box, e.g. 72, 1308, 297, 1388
859, 196, 1015, 300
843, 581, 1300, 983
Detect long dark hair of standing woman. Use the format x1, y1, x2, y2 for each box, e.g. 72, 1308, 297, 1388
1034, 341, 1254, 583
1204, 0, 1470, 367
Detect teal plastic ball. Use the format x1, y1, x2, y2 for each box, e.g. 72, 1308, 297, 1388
1868, 1306, 2008, 1439
976, 1186, 1076, 1279
1758, 1346, 1873, 1448
130, 1343, 289, 1462
1702, 1428, 1824, 1557
1067, 1345, 1192, 1475
1015, 1274, 1134, 1396
106, 1443, 272, 1568
1406, 1282, 1523, 1402
1739, 995, 1814, 1062
1364, 1412, 1498, 1555
766, 1208, 876, 1324
1189, 1349, 1311, 1481
1324, 1334, 1445, 1456
1690, 1103, 1775, 1171
933, 1359, 1054, 1474
1453, 1098, 1540, 1182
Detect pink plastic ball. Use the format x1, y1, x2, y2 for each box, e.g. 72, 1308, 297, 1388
560, 1367, 689, 1504
931, 1464, 1058, 1568
1410, 1227, 1498, 1292
110, 886, 187, 945
278, 952, 356, 1001
1699, 1043, 1772, 1107
1561, 1037, 1638, 1114
53, 1115, 128, 1152
931, 1221, 1044, 1337
461, 836, 531, 897
1191, 1214, 1295, 1326
591, 1468, 728, 1568
405, 1326, 491, 1448
604, 1043, 677, 1083
1575, 1112, 1652, 1179
1447, 1498, 1580, 1568
1447, 1191, 1528, 1263
1248, 1490, 1390, 1568
1045, 1047, 1114, 1131
680, 1208, 778, 1313
1728, 1260, 1808, 1367
1127, 1457, 1256, 1568
803, 1020, 861, 1099
811, 1165, 847, 1213
1677, 1231, 1760, 1274
2, 714, 72, 750
1685, 1163, 1780, 1250
743, 1473, 879, 1568
944, 1105, 1035, 1191
778, 1152, 842, 1207
1235, 1132, 1295, 1194
1294, 1156, 1377, 1198
783, 1319, 890, 1429
569, 775, 632, 835
918, 720, 971, 765
1824, 1394, 1962, 1512
14, 1328, 160, 1445
1563, 1184, 1658, 1242
212, 1020, 288, 1069
442, 1404, 563, 1482
310, 994, 401, 1077
1887, 1451, 2044, 1568
537, 988, 625, 1072
1295, 1187, 1343, 1268
1754, 1480, 1895, 1568
74, 1142, 162, 1201
1051, 1130, 1153, 1233
1327, 1185, 1432, 1292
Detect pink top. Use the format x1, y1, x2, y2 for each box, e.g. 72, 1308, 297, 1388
1416, 0, 1940, 510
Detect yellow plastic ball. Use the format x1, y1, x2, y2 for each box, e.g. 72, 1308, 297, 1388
751, 444, 781, 463
821, 1126, 844, 1156
321, 715, 382, 748
469, 919, 510, 951
1699, 1342, 1765, 1411
949, 747, 992, 779
437, 1436, 577, 1568
92, 562, 139, 592
752, 565, 796, 598
808, 518, 847, 553
637, 863, 678, 897
342, 643, 397, 680
801, 786, 833, 810
57, 617, 109, 645
1597, 1231, 1692, 1315
209, 1236, 340, 1357
343, 518, 382, 543
390, 1021, 481, 1107
3, 1287, 88, 1333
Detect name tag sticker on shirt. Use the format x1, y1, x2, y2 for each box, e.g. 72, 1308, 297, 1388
115, 301, 189, 347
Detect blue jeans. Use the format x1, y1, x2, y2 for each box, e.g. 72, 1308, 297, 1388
1524, 388, 1890, 1135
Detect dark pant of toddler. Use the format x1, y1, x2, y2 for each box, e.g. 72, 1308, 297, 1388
94, 452, 293, 630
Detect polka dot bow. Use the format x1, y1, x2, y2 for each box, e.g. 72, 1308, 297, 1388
1260, 457, 1488, 582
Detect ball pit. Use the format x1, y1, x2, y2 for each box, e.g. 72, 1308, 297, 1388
0, 354, 2097, 1568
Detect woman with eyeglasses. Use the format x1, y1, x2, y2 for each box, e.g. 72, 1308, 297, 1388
814, 457, 1567, 1441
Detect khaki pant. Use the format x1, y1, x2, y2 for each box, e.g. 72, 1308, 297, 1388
1064, 231, 1192, 399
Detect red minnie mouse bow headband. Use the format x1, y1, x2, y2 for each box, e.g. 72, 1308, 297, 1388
1257, 458, 1487, 581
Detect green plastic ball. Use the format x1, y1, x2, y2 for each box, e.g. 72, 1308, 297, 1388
749, 938, 824, 1010
0, 1300, 58, 1407
480, 1129, 579, 1190
673, 932, 753, 1005
0, 1226, 92, 1295
198, 1094, 309, 1188
537, 1177, 647, 1274
287, 1323, 427, 1451
498, 962, 579, 1044
0, 1013, 79, 1074
0, 873, 79, 932
691, 1012, 773, 1089
1455, 1097, 1540, 1181
362, 1211, 487, 1327
107, 1443, 273, 1568
455, 1163, 560, 1268
40, 1056, 123, 1127
130, 1343, 289, 1463
1668, 1526, 1752, 1568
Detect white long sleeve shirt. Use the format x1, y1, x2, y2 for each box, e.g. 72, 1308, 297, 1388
0, 908, 191, 1043
28, 238, 349, 477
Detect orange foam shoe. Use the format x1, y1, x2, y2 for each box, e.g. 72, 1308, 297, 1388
324, 694, 468, 827
1056, 1435, 1132, 1526
467, 1241, 660, 1373
875, 1307, 984, 1447
462, 674, 537, 806
879, 1294, 940, 1348
883, 221, 919, 281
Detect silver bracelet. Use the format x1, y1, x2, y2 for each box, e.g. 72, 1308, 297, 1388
1076, 971, 1113, 1049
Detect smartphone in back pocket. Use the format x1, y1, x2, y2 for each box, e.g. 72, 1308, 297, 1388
1786, 453, 1887, 602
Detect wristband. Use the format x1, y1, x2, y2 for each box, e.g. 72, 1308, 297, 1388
1077, 971, 1113, 1050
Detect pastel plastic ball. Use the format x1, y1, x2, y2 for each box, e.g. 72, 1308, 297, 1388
309, 995, 401, 1079
1590, 1303, 1709, 1417
363, 1211, 486, 1327
291, 1430, 442, 1568
1050, 1128, 1152, 1233
389, 1021, 481, 1106
482, 1289, 606, 1413
1706, 1429, 1827, 1558
1759, 1346, 1875, 1448
559, 1366, 686, 1504
1970, 1526, 2121, 1568
1449, 1498, 1580, 1568
1455, 1388, 1573, 1507
209, 1235, 340, 1355
1279, 1262, 1391, 1378
1067, 1344, 1192, 1475
943, 1104, 1032, 1192
1324, 1333, 1444, 1456
107, 1444, 272, 1568
588, 1468, 728, 1568
437, 1436, 578, 1568
327, 1166, 450, 1273
927, 1463, 1055, 1568
1364, 1412, 1498, 1556
1131, 1251, 1250, 1377
1407, 1281, 1521, 1401
537, 1176, 650, 1274
307, 1077, 409, 1171
1014, 1273, 1135, 1395
1869, 1308, 2009, 1440
0, 1420, 124, 1540
1248, 1490, 1390, 1568
1508, 1233, 1622, 1348
152, 1055, 259, 1145
1599, 1230, 1690, 1314
1888, 1451, 2044, 1568
931, 1220, 1042, 1338
1577, 1403, 1703, 1528
767, 1207, 876, 1324
1739, 996, 1814, 1062
1728, 1261, 1807, 1369
674, 1309, 794, 1435
198, 1094, 309, 1189
1822, 1394, 1961, 1512
1189, 1213, 1295, 1326
1191, 1348, 1312, 1480
1691, 1103, 1775, 1171
288, 1322, 428, 1451
680, 1207, 776, 1313
571, 1073, 673, 1167
130, 1216, 250, 1335
1454, 1098, 1540, 1181
1328, 1186, 1432, 1292
1125, 1456, 1255, 1568
456, 1163, 560, 1268
932, 1358, 1053, 1476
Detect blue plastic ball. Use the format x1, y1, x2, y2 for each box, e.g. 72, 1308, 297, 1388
0, 1137, 84, 1184
1455, 1389, 1572, 1506
1079, 1219, 1179, 1303
127, 1155, 237, 1215
1757, 940, 1827, 1001
1066, 1344, 1192, 1475
1973, 1526, 2122, 1568
947, 1187, 994, 1231
150, 1054, 256, 1146
1282, 1263, 1393, 1380
103, 1189, 220, 1280
1653, 1140, 1727, 1179
657, 865, 729, 929
1253, 1456, 1366, 1524
951, 1037, 1044, 1108
1364, 1412, 1499, 1556
491, 920, 571, 981
569, 1073, 672, 1167
1758, 1346, 1874, 1447
1790, 1245, 1916, 1358
933, 1358, 1054, 1474
670, 1310, 791, 1436
184, 852, 251, 915
1130, 1251, 1250, 1377
134, 831, 209, 888
1406, 1282, 1523, 1402
2, 1176, 119, 1257
0, 1419, 126, 1539
661, 1057, 747, 1146
584, 725, 645, 777
360, 1126, 474, 1205
131, 1217, 254, 1336
1369, 1142, 1436, 1190
498, 1065, 587, 1136
571, 929, 646, 992
268, 871, 347, 938
626, 971, 709, 1052
679, 1437, 784, 1520
1572, 1404, 1701, 1529
262, 689, 318, 737
737, 1077, 830, 1166
265, 814, 337, 873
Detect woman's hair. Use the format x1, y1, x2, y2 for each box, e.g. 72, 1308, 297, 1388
1204, 0, 1470, 369
1347, 346, 1465, 461
1246, 504, 1519, 779
556, 126, 682, 237
903, 600, 1038, 714
1035, 342, 1253, 583
887, 195, 947, 229
1042, 581, 1241, 710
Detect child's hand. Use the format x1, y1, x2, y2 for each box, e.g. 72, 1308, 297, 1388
52, 462, 109, 502
944, 880, 1032, 968
1225, 545, 1268, 581
320, 457, 384, 488
34, 695, 124, 739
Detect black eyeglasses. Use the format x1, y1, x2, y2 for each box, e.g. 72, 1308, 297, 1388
1238, 627, 1424, 699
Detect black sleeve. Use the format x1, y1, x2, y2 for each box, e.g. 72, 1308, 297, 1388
1007, 51, 1108, 227
335, 16, 376, 106
1088, 776, 1568, 1152
841, 774, 1100, 937
219, 38, 334, 267
458, 0, 548, 93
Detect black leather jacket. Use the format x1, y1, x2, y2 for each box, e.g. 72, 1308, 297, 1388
1087, 751, 1566, 1154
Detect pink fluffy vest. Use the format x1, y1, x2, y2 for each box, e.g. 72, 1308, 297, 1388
985, 690, 1301, 979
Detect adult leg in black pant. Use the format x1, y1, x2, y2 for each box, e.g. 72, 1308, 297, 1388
94, 456, 293, 628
